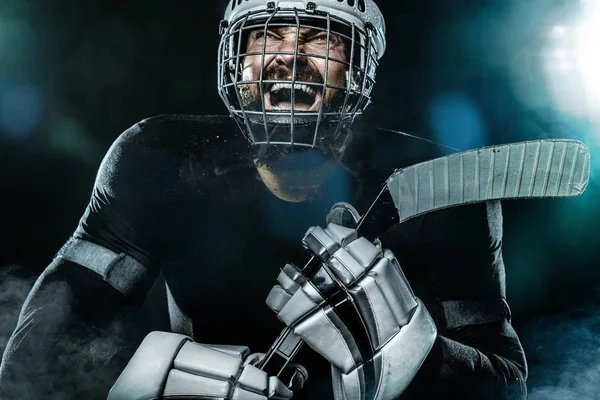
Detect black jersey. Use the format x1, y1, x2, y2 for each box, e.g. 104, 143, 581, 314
0, 115, 526, 399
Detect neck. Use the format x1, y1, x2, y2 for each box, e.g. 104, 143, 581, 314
254, 154, 338, 202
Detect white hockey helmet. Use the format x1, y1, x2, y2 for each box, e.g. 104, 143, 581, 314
217, 0, 386, 152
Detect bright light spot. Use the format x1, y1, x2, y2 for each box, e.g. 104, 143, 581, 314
557, 60, 572, 71
552, 25, 568, 37
542, 2, 600, 122
553, 48, 567, 58
575, 5, 600, 106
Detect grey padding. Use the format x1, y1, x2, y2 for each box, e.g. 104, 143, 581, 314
387, 139, 591, 223
202, 344, 251, 359
58, 238, 148, 296
276, 266, 302, 294
108, 332, 191, 400
324, 223, 358, 247
266, 286, 293, 313
344, 237, 380, 270
328, 247, 365, 285
173, 342, 242, 380
163, 369, 229, 398
231, 387, 266, 400
302, 226, 340, 262
237, 364, 268, 394
277, 286, 319, 326
281, 263, 306, 286
294, 306, 363, 374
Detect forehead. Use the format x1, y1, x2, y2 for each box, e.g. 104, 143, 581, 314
252, 25, 327, 35
248, 26, 336, 37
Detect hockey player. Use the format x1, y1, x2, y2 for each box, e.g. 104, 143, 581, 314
0, 1, 527, 399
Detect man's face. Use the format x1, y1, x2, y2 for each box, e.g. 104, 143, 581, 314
239, 26, 349, 112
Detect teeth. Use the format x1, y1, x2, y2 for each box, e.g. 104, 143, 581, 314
269, 82, 317, 97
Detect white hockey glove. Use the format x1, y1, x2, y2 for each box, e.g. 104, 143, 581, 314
108, 331, 304, 400
266, 223, 437, 400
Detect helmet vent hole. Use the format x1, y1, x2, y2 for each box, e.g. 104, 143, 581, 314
347, 0, 355, 6
357, 0, 365, 12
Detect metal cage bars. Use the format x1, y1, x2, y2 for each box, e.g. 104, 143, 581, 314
218, 6, 380, 148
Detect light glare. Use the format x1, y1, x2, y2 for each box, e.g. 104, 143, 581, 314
552, 25, 568, 37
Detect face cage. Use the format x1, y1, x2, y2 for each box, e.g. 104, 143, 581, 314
217, 7, 379, 150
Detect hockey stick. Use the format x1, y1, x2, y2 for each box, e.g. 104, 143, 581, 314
257, 139, 590, 378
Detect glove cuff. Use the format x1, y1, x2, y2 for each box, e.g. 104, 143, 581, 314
108, 332, 191, 400
333, 298, 437, 400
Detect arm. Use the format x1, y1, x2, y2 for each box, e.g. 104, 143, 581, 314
388, 200, 527, 399
0, 257, 150, 400
265, 201, 526, 400
0, 119, 177, 399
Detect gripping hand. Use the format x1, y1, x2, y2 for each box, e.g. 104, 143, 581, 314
266, 224, 437, 400
108, 332, 299, 400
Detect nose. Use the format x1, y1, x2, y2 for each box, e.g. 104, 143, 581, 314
275, 37, 306, 68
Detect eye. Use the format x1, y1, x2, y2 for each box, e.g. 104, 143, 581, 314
309, 33, 329, 43
254, 31, 278, 40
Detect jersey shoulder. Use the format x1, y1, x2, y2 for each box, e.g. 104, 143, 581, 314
95, 114, 250, 203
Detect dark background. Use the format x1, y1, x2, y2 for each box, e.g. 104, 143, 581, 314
1, 0, 599, 398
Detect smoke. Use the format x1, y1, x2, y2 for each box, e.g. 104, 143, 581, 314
0, 265, 35, 360
0, 263, 146, 400
522, 288, 600, 400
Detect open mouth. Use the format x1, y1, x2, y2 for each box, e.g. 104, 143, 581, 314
264, 82, 322, 111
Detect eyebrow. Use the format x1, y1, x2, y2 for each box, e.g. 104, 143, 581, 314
255, 27, 328, 37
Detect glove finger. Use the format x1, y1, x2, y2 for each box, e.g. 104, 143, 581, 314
332, 365, 363, 400
277, 258, 346, 326
277, 263, 305, 294
323, 223, 358, 247
266, 285, 293, 313
294, 304, 362, 374
174, 342, 244, 380
344, 237, 381, 270
302, 226, 340, 262
350, 266, 406, 351
165, 370, 232, 399
276, 281, 324, 326
268, 376, 294, 399
200, 344, 250, 359
236, 364, 269, 393
324, 236, 381, 287
327, 247, 367, 286
367, 251, 418, 327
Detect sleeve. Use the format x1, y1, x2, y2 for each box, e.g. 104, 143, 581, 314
75, 118, 191, 273
381, 201, 528, 399
0, 119, 187, 399
0, 258, 149, 400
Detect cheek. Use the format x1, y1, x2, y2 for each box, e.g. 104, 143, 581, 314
242, 56, 259, 80
308, 57, 327, 79
325, 60, 348, 85
242, 55, 277, 80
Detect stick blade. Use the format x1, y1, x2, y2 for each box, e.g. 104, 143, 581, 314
386, 139, 591, 223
